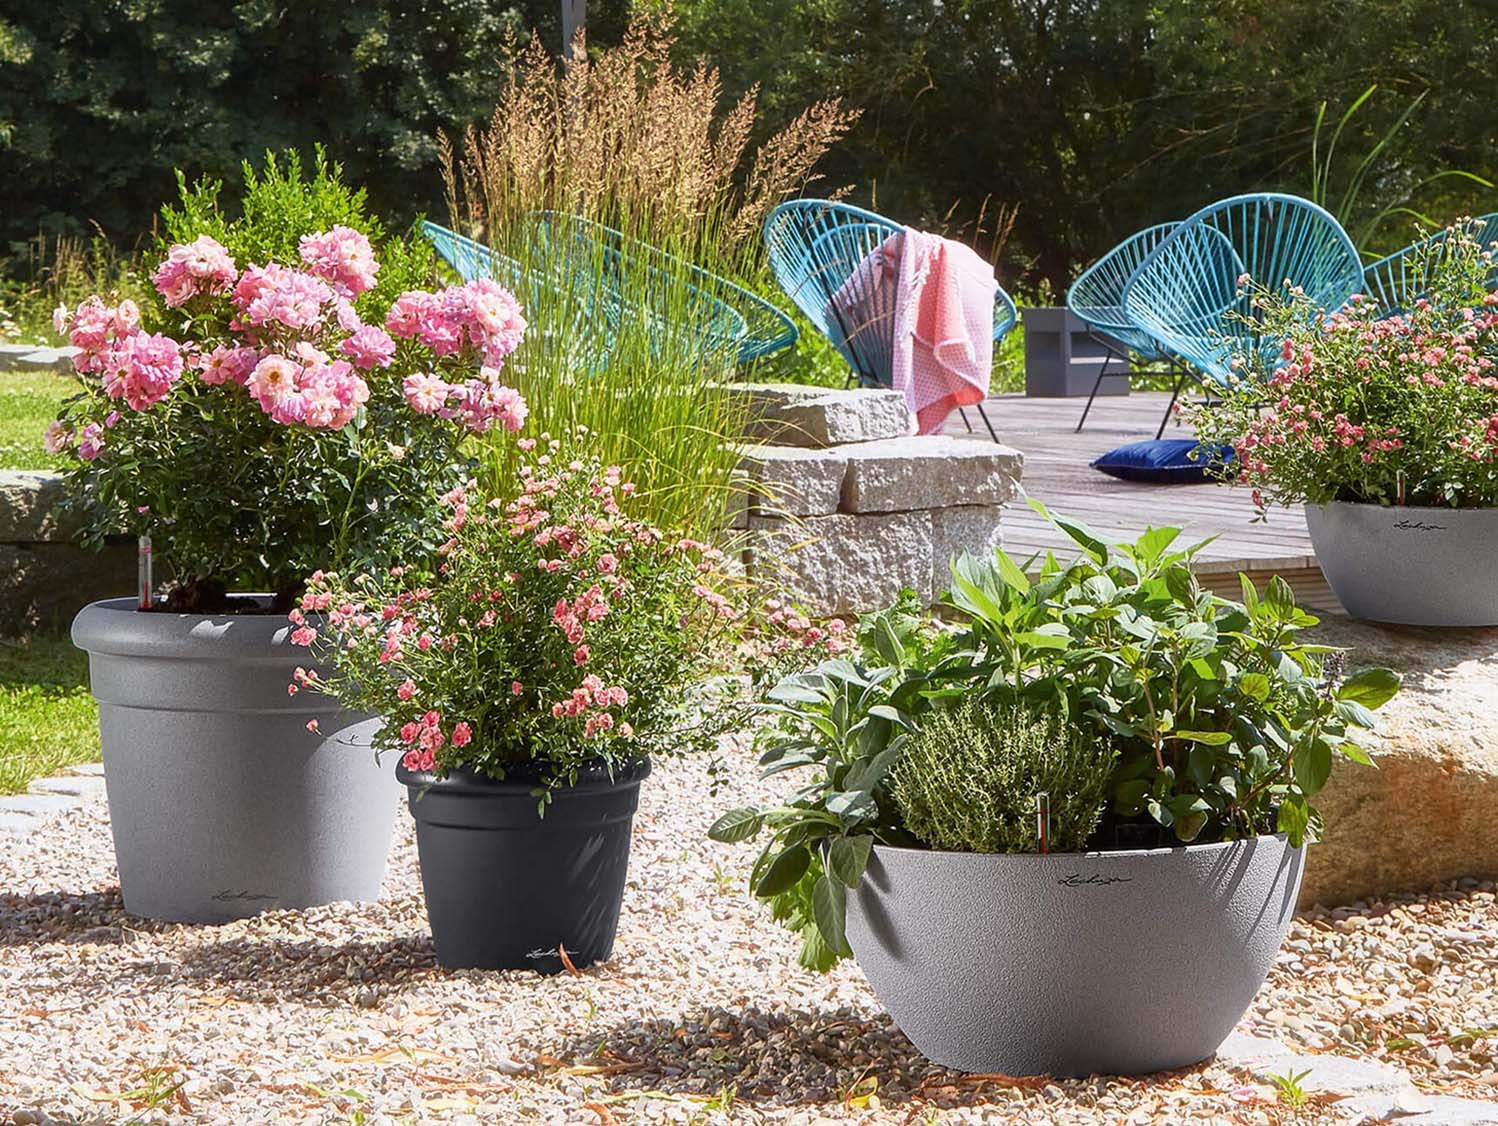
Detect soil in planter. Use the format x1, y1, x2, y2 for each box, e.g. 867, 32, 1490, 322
155, 579, 299, 615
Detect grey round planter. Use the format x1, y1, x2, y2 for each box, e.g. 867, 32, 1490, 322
1306, 501, 1498, 626
845, 835, 1305, 1077
72, 597, 400, 923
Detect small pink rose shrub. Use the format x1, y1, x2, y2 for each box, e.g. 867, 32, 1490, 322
47, 151, 526, 610
1191, 221, 1498, 512
291, 432, 748, 788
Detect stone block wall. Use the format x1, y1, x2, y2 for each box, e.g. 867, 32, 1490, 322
0, 471, 134, 636
734, 384, 1024, 616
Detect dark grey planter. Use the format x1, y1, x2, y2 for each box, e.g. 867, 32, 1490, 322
71, 597, 399, 923
397, 757, 650, 972
846, 835, 1305, 1077
1022, 306, 1130, 398
1306, 501, 1498, 626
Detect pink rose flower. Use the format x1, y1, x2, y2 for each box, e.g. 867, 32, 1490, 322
298, 226, 380, 297
152, 236, 237, 307
249, 354, 300, 408
43, 420, 73, 454
402, 372, 451, 415
199, 344, 260, 386
340, 325, 397, 370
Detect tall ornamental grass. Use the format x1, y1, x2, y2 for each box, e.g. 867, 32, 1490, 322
441, 10, 855, 537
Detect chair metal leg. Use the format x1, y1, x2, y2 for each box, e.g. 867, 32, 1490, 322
1155, 365, 1189, 440
1075, 348, 1113, 433
975, 400, 1000, 443
958, 407, 974, 433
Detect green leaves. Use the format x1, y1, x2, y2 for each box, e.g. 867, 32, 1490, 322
1237, 672, 1271, 702
1277, 796, 1311, 846
828, 835, 873, 886
708, 808, 763, 843
1337, 667, 1401, 710
811, 876, 851, 957
1293, 739, 1334, 795
755, 845, 810, 898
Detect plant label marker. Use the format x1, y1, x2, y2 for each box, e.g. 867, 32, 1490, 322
1035, 792, 1050, 855
138, 535, 153, 610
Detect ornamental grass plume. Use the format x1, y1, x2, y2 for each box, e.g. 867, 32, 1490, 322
1190, 218, 1498, 512
439, 8, 857, 539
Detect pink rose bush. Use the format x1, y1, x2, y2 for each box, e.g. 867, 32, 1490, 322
1190, 221, 1498, 512
46, 157, 529, 610
291, 431, 747, 789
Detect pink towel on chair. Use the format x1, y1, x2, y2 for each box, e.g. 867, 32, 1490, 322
890, 227, 999, 434
826, 228, 999, 434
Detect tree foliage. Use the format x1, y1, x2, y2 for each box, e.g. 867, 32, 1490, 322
675, 0, 1498, 291
3, 0, 1496, 294
0, 0, 537, 250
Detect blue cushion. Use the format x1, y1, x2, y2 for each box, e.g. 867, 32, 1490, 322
1090, 438, 1233, 484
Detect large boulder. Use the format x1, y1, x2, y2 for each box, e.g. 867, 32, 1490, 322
1300, 614, 1498, 907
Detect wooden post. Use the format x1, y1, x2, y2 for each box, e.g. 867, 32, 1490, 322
561, 0, 586, 60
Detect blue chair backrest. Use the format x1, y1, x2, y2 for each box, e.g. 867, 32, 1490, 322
1067, 222, 1181, 360
1122, 193, 1362, 386
762, 198, 1017, 389
529, 213, 798, 363
526, 212, 750, 361
1361, 213, 1498, 318
421, 220, 626, 373
422, 218, 776, 368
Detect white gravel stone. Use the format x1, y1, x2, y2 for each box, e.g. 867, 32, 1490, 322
0, 746, 1494, 1124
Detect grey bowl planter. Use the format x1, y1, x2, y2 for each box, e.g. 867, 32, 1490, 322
1306, 501, 1498, 626
845, 835, 1305, 1077
72, 597, 400, 923
397, 757, 650, 972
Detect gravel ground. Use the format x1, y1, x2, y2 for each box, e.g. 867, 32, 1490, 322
0, 740, 1495, 1126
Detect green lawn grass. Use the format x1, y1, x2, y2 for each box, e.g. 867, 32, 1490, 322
0, 370, 73, 471
0, 634, 99, 795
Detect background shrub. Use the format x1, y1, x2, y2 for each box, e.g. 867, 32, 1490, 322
890, 697, 1115, 854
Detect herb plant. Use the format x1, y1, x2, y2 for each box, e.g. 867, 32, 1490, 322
890, 697, 1115, 854
710, 505, 1399, 967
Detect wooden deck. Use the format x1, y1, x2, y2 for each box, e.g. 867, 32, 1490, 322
944, 392, 1341, 612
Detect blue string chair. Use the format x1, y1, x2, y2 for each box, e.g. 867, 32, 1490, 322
529, 212, 798, 364
1360, 213, 1498, 317
1066, 222, 1186, 438
762, 198, 1017, 442
1122, 193, 1363, 424
422, 218, 796, 368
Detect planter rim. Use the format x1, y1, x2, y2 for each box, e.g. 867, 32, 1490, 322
869, 831, 1292, 864
1309, 500, 1498, 512
72, 595, 305, 660
396, 756, 652, 794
